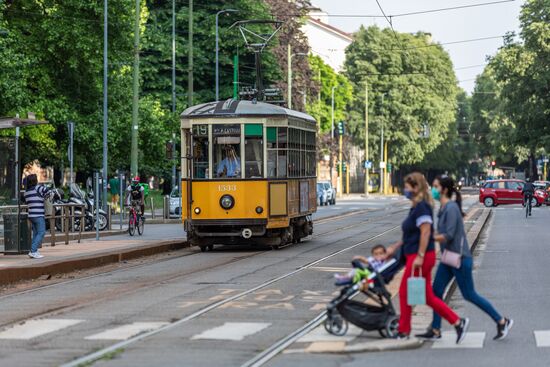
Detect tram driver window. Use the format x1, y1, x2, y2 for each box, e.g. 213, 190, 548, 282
213, 124, 241, 179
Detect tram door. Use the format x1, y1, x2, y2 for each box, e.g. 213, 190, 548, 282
181, 128, 192, 222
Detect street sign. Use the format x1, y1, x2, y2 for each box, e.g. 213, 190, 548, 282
379, 161, 386, 169
364, 160, 372, 169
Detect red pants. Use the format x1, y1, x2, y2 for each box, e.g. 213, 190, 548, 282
398, 251, 460, 334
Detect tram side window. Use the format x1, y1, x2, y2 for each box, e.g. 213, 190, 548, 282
245, 124, 263, 178
192, 125, 209, 178
267, 127, 277, 177
213, 124, 241, 179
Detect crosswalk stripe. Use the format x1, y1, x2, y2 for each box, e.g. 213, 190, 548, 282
534, 330, 550, 347
0, 319, 84, 340
191, 322, 271, 341
85, 322, 169, 341
431, 331, 485, 349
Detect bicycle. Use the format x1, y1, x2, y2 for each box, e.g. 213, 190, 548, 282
128, 201, 144, 236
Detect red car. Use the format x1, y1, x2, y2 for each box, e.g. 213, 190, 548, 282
479, 179, 547, 207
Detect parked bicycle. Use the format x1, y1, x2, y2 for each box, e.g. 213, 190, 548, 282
128, 200, 144, 236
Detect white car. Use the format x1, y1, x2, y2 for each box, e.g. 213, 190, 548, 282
169, 187, 181, 215
318, 181, 336, 205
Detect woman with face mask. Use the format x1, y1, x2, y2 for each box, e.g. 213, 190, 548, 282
385, 172, 469, 342
416, 175, 513, 341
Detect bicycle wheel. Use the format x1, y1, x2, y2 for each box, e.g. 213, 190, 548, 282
137, 215, 144, 235
128, 212, 136, 236
526, 201, 529, 218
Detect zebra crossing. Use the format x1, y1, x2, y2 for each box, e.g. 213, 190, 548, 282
0, 317, 549, 351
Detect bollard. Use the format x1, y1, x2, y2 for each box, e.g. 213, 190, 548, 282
107, 203, 112, 230
163, 195, 170, 220
150, 197, 155, 219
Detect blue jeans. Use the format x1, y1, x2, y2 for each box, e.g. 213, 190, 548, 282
29, 216, 46, 253
432, 256, 502, 329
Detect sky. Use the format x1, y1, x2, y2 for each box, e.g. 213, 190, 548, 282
310, 0, 524, 93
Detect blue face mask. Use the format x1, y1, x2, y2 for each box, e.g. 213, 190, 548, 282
404, 189, 413, 200
431, 187, 441, 201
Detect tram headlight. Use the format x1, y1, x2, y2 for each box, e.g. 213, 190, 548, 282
220, 195, 235, 210
255, 206, 263, 214
194, 207, 201, 214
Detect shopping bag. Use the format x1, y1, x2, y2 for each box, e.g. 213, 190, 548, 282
407, 269, 426, 306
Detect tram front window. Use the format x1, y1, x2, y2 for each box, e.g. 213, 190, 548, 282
192, 125, 209, 178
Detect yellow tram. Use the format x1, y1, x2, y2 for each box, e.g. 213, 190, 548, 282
180, 99, 317, 250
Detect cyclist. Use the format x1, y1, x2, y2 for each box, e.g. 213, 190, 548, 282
522, 178, 535, 216
125, 176, 145, 218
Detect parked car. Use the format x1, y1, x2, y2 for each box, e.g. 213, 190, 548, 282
534, 181, 550, 205
318, 181, 336, 205
316, 182, 328, 206
479, 179, 546, 207
169, 187, 181, 215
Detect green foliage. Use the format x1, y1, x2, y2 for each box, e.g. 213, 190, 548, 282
344, 26, 459, 167
472, 0, 549, 169
306, 55, 353, 133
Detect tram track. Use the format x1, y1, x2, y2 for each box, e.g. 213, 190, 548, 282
61, 221, 402, 367
0, 205, 404, 303
1, 207, 407, 329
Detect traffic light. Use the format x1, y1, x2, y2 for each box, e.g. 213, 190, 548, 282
491, 161, 496, 167
338, 121, 345, 135
342, 162, 347, 173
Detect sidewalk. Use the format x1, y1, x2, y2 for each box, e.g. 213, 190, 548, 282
0, 223, 187, 286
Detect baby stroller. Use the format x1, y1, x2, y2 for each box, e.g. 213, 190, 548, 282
324, 257, 402, 338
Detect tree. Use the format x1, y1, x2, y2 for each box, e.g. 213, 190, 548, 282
344, 26, 459, 167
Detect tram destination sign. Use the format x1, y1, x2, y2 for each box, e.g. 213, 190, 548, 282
213, 124, 240, 136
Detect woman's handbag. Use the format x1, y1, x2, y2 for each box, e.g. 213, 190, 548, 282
407, 268, 426, 306
440, 236, 465, 269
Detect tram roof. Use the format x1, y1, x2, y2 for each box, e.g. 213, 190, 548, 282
181, 100, 316, 123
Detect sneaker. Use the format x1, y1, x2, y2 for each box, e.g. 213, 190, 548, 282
28, 252, 44, 259
415, 328, 442, 341
494, 318, 514, 340
394, 333, 410, 340
455, 318, 470, 344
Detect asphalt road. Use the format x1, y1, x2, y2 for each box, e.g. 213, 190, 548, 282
0, 196, 409, 367
271, 201, 550, 367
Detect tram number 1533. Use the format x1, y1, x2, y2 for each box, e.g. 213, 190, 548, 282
218, 184, 237, 192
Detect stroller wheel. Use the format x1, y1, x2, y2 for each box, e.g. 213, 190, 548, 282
384, 315, 399, 338
324, 314, 349, 336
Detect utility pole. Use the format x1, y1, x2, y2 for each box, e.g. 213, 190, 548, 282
216, 9, 238, 101
331, 86, 336, 140
102, 0, 108, 209
287, 44, 292, 109
131, 0, 140, 177
171, 0, 176, 113
233, 54, 239, 99
364, 82, 369, 197
380, 126, 384, 194
187, 0, 193, 107
338, 125, 343, 198
384, 141, 389, 194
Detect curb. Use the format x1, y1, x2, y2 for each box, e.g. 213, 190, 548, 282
0, 239, 189, 286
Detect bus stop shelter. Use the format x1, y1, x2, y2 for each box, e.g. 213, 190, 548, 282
0, 116, 48, 253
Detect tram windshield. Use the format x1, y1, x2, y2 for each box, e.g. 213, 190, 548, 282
214, 124, 241, 179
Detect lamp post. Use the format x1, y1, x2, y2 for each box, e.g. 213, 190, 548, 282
102, 0, 108, 209
215, 9, 238, 101
286, 45, 307, 110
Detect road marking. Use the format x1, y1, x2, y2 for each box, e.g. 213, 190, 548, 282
0, 319, 84, 340
310, 266, 351, 273
431, 331, 485, 349
534, 330, 550, 347
191, 322, 271, 341
297, 324, 363, 343
85, 322, 169, 341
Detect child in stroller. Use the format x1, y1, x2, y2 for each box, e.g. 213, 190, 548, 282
324, 248, 403, 338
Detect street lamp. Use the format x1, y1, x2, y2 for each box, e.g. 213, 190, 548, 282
287, 47, 307, 110
215, 9, 238, 101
